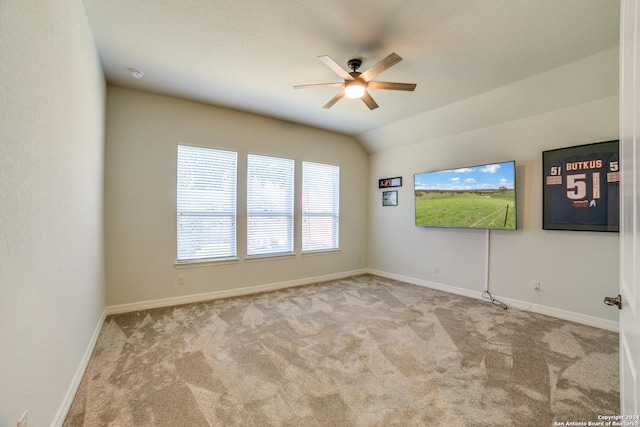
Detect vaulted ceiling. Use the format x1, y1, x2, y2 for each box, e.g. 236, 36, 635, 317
82, 0, 620, 150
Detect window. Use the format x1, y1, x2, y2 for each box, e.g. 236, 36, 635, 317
247, 154, 294, 256
302, 161, 339, 251
177, 145, 237, 262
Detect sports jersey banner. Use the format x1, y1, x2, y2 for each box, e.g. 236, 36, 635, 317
542, 140, 619, 232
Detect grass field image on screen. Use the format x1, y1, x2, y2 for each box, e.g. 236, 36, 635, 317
414, 160, 517, 230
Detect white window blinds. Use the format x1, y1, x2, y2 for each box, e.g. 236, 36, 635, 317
177, 145, 237, 262
247, 154, 294, 256
302, 161, 339, 252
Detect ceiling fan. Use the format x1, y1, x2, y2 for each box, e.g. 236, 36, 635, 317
294, 53, 417, 110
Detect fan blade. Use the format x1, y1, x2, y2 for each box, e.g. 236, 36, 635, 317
322, 89, 345, 109
361, 91, 379, 110
367, 81, 417, 91
318, 55, 354, 80
360, 53, 403, 82
293, 82, 345, 89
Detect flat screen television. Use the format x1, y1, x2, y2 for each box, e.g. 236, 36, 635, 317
414, 160, 517, 230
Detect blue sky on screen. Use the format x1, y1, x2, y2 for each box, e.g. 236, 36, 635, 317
414, 161, 515, 191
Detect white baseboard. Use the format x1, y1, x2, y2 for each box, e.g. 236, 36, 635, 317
367, 268, 619, 332
51, 309, 107, 427
105, 269, 368, 316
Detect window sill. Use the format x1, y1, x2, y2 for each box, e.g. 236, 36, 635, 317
245, 252, 296, 262
174, 249, 340, 267
301, 248, 341, 257
174, 257, 240, 268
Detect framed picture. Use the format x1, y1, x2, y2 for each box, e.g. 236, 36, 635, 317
379, 176, 402, 188
382, 190, 398, 206
542, 140, 619, 232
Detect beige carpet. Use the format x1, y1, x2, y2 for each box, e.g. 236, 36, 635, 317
64, 274, 619, 426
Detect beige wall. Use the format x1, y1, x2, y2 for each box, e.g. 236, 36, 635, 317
104, 86, 369, 306
0, 1, 106, 426
367, 50, 620, 327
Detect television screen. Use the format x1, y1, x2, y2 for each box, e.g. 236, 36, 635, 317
414, 160, 517, 230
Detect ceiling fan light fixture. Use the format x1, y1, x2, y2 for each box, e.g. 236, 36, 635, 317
294, 53, 416, 109
344, 82, 365, 99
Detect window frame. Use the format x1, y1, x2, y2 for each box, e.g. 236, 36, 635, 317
176, 144, 238, 264
175, 147, 341, 265
246, 153, 295, 257
301, 161, 340, 253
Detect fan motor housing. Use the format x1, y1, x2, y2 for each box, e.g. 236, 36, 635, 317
347, 58, 362, 72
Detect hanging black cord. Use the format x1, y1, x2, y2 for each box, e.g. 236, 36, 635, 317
482, 290, 508, 310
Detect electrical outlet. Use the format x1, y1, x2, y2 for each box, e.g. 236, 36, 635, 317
178, 275, 185, 286
17, 410, 27, 427
434, 266, 440, 274
532, 281, 541, 292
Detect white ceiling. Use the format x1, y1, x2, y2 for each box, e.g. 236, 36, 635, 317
82, 0, 620, 142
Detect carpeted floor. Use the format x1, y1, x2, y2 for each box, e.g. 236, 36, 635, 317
64, 274, 619, 426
